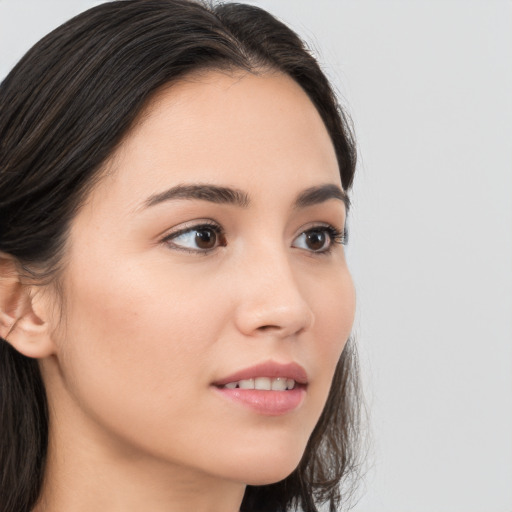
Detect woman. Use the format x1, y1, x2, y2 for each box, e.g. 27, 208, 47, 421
0, 1, 361, 511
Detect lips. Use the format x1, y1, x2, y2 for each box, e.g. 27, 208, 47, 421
212, 361, 308, 388
212, 361, 308, 415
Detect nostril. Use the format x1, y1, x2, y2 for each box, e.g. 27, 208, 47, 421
257, 325, 280, 332
255, 324, 307, 336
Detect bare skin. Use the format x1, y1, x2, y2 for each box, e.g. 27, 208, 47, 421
2, 70, 355, 512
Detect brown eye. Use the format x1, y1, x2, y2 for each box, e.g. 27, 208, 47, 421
292, 225, 345, 254
165, 223, 225, 253
194, 228, 217, 249
304, 230, 328, 251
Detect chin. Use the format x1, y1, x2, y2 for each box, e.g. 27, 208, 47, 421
241, 463, 300, 486
243, 470, 297, 487
227, 446, 306, 486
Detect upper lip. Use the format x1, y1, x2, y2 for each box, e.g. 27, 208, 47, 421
212, 361, 309, 387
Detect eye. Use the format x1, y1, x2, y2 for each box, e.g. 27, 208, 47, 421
162, 223, 226, 253
292, 225, 347, 253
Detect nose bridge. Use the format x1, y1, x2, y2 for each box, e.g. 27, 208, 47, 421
233, 239, 314, 338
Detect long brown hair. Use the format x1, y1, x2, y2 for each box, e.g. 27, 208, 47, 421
0, 2, 361, 511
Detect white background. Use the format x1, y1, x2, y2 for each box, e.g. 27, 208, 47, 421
1, 1, 511, 511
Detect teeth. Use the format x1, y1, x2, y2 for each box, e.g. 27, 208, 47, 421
238, 379, 254, 389
271, 377, 287, 391
221, 377, 297, 390
254, 377, 271, 390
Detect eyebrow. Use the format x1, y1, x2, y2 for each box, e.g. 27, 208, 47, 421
141, 182, 349, 211
294, 184, 350, 212
143, 184, 250, 209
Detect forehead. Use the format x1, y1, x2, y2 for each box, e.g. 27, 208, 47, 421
88, 69, 341, 214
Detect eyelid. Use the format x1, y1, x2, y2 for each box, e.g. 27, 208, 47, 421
296, 221, 347, 242
292, 222, 348, 254
160, 219, 224, 254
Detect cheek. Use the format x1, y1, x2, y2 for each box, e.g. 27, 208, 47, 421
55, 256, 223, 444
313, 267, 355, 352
307, 268, 355, 400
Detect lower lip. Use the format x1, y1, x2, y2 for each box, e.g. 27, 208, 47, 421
213, 386, 306, 416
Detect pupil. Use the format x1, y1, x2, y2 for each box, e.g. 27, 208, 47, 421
195, 229, 216, 249
307, 231, 326, 251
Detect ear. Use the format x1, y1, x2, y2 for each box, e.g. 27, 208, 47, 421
0, 253, 56, 358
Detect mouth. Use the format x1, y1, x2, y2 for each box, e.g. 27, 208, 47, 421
212, 360, 308, 389
211, 361, 308, 415
220, 377, 298, 391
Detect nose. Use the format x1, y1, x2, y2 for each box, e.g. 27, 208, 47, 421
233, 249, 315, 339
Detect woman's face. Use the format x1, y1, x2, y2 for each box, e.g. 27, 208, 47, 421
43, 70, 355, 485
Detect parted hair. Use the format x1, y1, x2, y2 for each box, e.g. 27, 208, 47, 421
0, 1, 361, 511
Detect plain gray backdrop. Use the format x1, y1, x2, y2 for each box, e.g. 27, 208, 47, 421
1, 1, 511, 511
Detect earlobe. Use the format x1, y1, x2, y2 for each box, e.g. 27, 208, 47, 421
0, 254, 56, 358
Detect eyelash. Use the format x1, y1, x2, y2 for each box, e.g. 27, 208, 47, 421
315, 225, 348, 249
161, 221, 225, 255
160, 221, 348, 255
